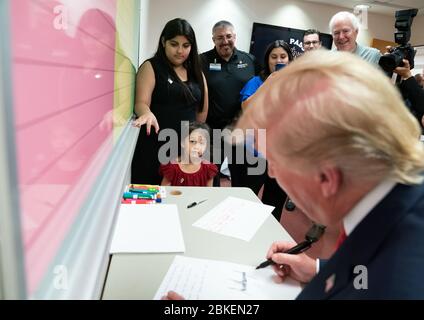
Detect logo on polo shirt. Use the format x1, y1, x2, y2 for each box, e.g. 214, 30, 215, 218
237, 61, 248, 68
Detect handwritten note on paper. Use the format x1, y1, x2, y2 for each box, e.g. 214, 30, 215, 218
192, 196, 274, 241
153, 256, 302, 300
110, 204, 185, 253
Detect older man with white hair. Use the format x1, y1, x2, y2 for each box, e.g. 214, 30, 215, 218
330, 11, 381, 64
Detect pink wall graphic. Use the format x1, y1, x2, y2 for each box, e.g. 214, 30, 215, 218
10, 0, 119, 294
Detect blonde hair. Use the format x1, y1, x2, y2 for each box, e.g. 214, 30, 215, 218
237, 50, 424, 185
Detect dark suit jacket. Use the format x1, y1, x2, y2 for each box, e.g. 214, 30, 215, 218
399, 77, 424, 130
297, 182, 424, 299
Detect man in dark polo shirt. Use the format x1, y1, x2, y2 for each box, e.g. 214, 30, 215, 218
201, 20, 260, 186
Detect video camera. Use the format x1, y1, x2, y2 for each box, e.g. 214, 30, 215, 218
378, 8, 418, 74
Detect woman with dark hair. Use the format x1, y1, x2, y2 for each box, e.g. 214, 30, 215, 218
237, 40, 293, 220
240, 40, 293, 103
131, 18, 208, 184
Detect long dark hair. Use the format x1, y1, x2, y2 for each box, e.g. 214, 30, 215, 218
259, 40, 294, 81
155, 18, 205, 111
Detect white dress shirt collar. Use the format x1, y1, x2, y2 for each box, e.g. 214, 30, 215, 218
343, 179, 396, 236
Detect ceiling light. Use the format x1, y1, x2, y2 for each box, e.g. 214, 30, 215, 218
354, 4, 371, 10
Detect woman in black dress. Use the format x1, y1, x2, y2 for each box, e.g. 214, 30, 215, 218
131, 18, 208, 184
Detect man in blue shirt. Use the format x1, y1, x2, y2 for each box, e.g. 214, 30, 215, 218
330, 11, 381, 65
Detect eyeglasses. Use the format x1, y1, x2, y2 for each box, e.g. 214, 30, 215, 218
304, 40, 321, 46
213, 34, 234, 42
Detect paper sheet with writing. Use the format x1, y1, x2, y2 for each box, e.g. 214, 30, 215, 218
192, 196, 273, 241
154, 256, 302, 300
110, 204, 185, 253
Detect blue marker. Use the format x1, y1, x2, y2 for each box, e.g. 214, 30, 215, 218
129, 188, 157, 195
123, 192, 155, 200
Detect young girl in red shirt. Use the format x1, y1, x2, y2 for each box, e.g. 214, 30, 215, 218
159, 122, 217, 186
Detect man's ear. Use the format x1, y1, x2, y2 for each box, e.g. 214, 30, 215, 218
316, 165, 342, 198
352, 28, 359, 40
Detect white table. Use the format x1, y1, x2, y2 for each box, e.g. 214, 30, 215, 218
102, 186, 293, 299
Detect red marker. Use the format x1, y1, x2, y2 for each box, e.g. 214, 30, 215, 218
121, 199, 156, 204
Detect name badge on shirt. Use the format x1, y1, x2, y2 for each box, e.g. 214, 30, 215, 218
237, 61, 248, 69
209, 63, 221, 71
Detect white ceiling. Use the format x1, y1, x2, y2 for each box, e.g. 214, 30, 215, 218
303, 0, 424, 16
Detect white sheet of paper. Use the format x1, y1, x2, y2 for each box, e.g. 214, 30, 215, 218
192, 196, 274, 241
110, 204, 185, 253
154, 256, 302, 300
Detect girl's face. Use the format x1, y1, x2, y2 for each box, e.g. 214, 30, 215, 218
268, 47, 290, 73
183, 129, 208, 163
164, 35, 191, 66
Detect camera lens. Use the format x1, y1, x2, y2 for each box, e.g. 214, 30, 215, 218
378, 49, 405, 73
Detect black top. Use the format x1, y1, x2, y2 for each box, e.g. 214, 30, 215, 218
201, 48, 260, 129
131, 56, 202, 184
399, 76, 424, 130
148, 56, 200, 131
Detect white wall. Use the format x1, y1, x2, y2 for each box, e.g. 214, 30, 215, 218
138, 0, 424, 67
412, 15, 424, 46
138, 0, 422, 64
412, 13, 424, 76
138, 0, 150, 66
